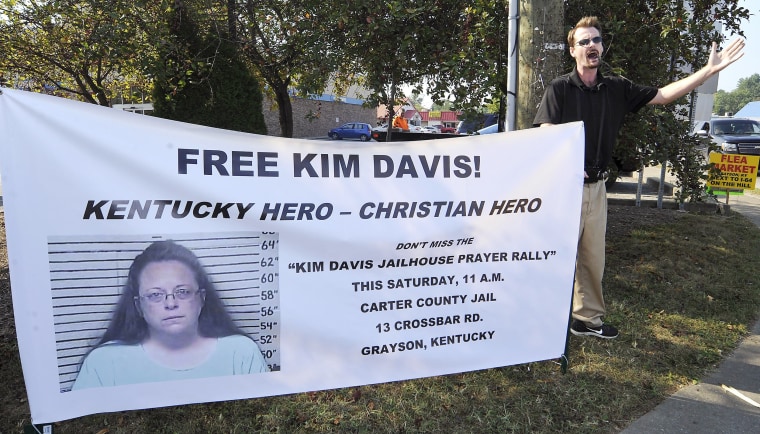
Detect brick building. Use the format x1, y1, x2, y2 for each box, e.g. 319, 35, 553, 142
262, 96, 377, 139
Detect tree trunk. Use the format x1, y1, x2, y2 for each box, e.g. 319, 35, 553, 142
227, 0, 237, 41
517, 0, 564, 130
273, 82, 294, 138
386, 82, 396, 142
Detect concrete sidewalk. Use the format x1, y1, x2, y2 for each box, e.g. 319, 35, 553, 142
621, 319, 760, 433
608, 167, 760, 433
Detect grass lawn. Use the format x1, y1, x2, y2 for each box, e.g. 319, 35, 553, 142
2, 205, 760, 433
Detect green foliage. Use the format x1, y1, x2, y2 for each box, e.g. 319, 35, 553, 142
205, 43, 267, 135
235, 0, 337, 137
1, 0, 753, 145
426, 0, 510, 115
564, 0, 749, 203
151, 1, 208, 121
150, 2, 266, 134
714, 73, 760, 116
407, 93, 428, 110
431, 100, 455, 111
669, 133, 716, 204
327, 1, 471, 110
0, 0, 153, 105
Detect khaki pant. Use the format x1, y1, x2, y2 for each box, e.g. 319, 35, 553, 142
573, 180, 607, 327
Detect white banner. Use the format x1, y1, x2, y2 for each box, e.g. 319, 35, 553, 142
0, 89, 584, 423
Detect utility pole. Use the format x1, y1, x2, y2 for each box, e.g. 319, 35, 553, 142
516, 0, 565, 130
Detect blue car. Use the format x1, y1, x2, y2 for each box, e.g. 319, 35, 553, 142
328, 123, 373, 141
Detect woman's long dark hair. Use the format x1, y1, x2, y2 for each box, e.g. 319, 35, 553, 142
96, 240, 245, 346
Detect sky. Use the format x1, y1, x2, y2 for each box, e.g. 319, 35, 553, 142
718, 0, 759, 91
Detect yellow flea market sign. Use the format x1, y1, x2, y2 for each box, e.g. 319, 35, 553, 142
707, 153, 760, 190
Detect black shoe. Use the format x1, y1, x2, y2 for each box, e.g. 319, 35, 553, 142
570, 320, 619, 339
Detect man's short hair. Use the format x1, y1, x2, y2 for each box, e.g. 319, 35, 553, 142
568, 16, 602, 47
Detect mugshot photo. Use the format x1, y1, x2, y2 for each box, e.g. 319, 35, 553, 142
50, 232, 281, 392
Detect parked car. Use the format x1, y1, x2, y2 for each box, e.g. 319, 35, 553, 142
434, 125, 457, 134
328, 123, 373, 141
473, 124, 499, 135
373, 123, 422, 133
457, 113, 498, 134
695, 118, 760, 155
421, 126, 439, 134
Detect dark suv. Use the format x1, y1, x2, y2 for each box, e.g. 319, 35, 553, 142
696, 118, 760, 155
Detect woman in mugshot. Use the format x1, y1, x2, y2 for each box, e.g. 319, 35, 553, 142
72, 240, 269, 389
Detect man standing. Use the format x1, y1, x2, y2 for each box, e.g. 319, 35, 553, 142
533, 16, 744, 339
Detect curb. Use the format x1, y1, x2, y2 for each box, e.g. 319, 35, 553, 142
645, 177, 675, 196
607, 197, 729, 215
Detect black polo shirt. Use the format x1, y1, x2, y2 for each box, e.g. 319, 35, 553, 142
533, 69, 658, 171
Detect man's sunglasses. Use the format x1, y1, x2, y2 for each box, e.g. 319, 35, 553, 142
576, 36, 603, 47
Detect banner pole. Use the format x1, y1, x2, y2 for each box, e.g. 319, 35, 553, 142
561, 273, 576, 374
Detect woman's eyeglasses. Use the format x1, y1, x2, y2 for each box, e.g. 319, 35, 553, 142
135, 288, 203, 304
576, 36, 603, 47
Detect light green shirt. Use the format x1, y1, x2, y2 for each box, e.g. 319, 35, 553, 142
72, 335, 268, 390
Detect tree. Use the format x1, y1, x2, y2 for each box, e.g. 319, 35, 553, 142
427, 1, 511, 119
232, 0, 337, 137
407, 93, 428, 110
326, 1, 471, 140
150, 0, 266, 134
714, 73, 760, 116
0, 0, 152, 105
431, 100, 455, 111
